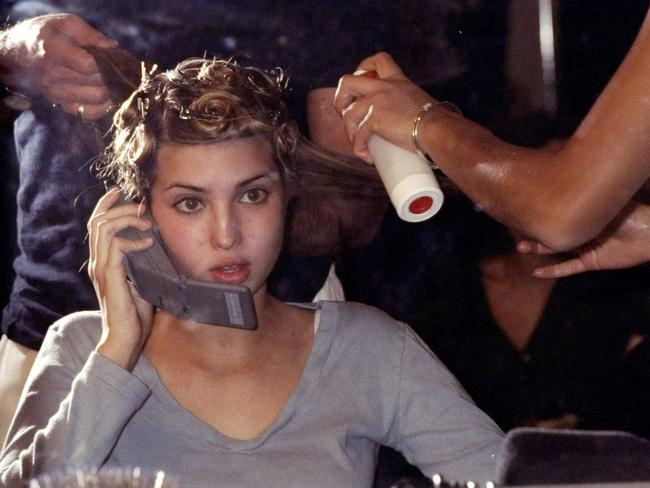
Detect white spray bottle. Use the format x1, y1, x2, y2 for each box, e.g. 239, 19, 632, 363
355, 70, 444, 222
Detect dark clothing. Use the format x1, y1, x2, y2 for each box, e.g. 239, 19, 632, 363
338, 196, 650, 437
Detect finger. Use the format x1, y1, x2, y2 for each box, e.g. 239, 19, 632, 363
54, 14, 118, 49
89, 187, 123, 225
516, 239, 556, 255
82, 101, 114, 121
88, 188, 123, 279
340, 99, 371, 145
92, 215, 153, 282
99, 237, 153, 345
91, 207, 151, 240
339, 96, 376, 163
357, 52, 406, 80
334, 74, 392, 115
41, 64, 106, 87
334, 74, 366, 115
98, 236, 153, 327
44, 83, 110, 105
44, 31, 102, 76
351, 115, 373, 164
105, 234, 154, 273
88, 188, 146, 261
533, 258, 588, 279
333, 69, 380, 116
59, 100, 114, 121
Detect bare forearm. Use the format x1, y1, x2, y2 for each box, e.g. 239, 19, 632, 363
420, 10, 650, 249
418, 110, 637, 250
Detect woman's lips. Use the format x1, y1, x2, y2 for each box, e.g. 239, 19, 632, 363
208, 263, 250, 285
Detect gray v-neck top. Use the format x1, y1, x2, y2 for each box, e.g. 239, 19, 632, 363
1, 301, 502, 487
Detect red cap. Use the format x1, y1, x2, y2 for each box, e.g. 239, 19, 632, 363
408, 196, 433, 215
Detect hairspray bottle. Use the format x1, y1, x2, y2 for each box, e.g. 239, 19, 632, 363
354, 70, 443, 222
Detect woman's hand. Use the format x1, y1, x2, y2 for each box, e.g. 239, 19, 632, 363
333, 52, 433, 163
0, 13, 117, 120
87, 188, 154, 370
517, 201, 650, 278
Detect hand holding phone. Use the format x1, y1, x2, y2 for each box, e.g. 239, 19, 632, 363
87, 189, 157, 370
114, 193, 258, 330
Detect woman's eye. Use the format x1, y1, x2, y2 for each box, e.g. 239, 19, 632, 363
175, 197, 204, 213
240, 188, 268, 204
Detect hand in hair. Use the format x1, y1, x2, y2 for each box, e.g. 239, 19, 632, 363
0, 13, 117, 120
517, 201, 650, 277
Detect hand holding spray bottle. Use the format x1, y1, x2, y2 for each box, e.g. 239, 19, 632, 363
354, 69, 444, 223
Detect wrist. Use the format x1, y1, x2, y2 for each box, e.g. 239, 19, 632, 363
95, 332, 142, 371
411, 101, 462, 170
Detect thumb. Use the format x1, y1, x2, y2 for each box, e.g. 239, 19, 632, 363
533, 258, 587, 279
516, 239, 556, 255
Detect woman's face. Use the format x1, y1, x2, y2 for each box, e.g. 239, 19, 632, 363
149, 137, 286, 300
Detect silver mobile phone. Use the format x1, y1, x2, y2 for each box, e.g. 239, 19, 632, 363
116, 199, 257, 330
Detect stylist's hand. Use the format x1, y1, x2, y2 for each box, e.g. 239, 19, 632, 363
517, 201, 650, 277
87, 187, 154, 370
334, 52, 433, 163
0, 13, 117, 120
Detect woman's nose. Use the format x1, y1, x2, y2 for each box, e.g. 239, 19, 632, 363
209, 207, 240, 250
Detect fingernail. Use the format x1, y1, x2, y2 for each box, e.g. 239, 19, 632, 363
533, 269, 548, 278
353, 69, 378, 79
100, 38, 119, 48
517, 241, 531, 252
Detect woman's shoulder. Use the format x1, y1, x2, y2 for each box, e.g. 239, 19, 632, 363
50, 310, 102, 333
46, 310, 103, 358
317, 300, 410, 344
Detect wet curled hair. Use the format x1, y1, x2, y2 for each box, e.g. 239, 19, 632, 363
92, 49, 388, 255
99, 57, 301, 199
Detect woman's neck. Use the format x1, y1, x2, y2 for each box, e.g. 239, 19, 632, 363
144, 290, 312, 367
141, 290, 316, 441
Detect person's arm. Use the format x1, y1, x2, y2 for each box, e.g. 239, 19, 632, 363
386, 326, 503, 484
0, 315, 150, 484
0, 13, 117, 120
516, 200, 650, 278
1, 188, 155, 482
334, 8, 650, 251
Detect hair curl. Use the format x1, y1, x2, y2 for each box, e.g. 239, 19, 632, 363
100, 58, 300, 199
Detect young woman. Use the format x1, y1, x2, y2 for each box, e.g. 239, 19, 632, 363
0, 58, 502, 487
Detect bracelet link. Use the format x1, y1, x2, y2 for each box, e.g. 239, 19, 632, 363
411, 100, 462, 170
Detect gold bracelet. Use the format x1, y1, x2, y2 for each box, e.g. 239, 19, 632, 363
411, 100, 462, 169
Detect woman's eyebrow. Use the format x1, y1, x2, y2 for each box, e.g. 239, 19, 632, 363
164, 183, 207, 193
235, 171, 278, 189
164, 172, 278, 193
